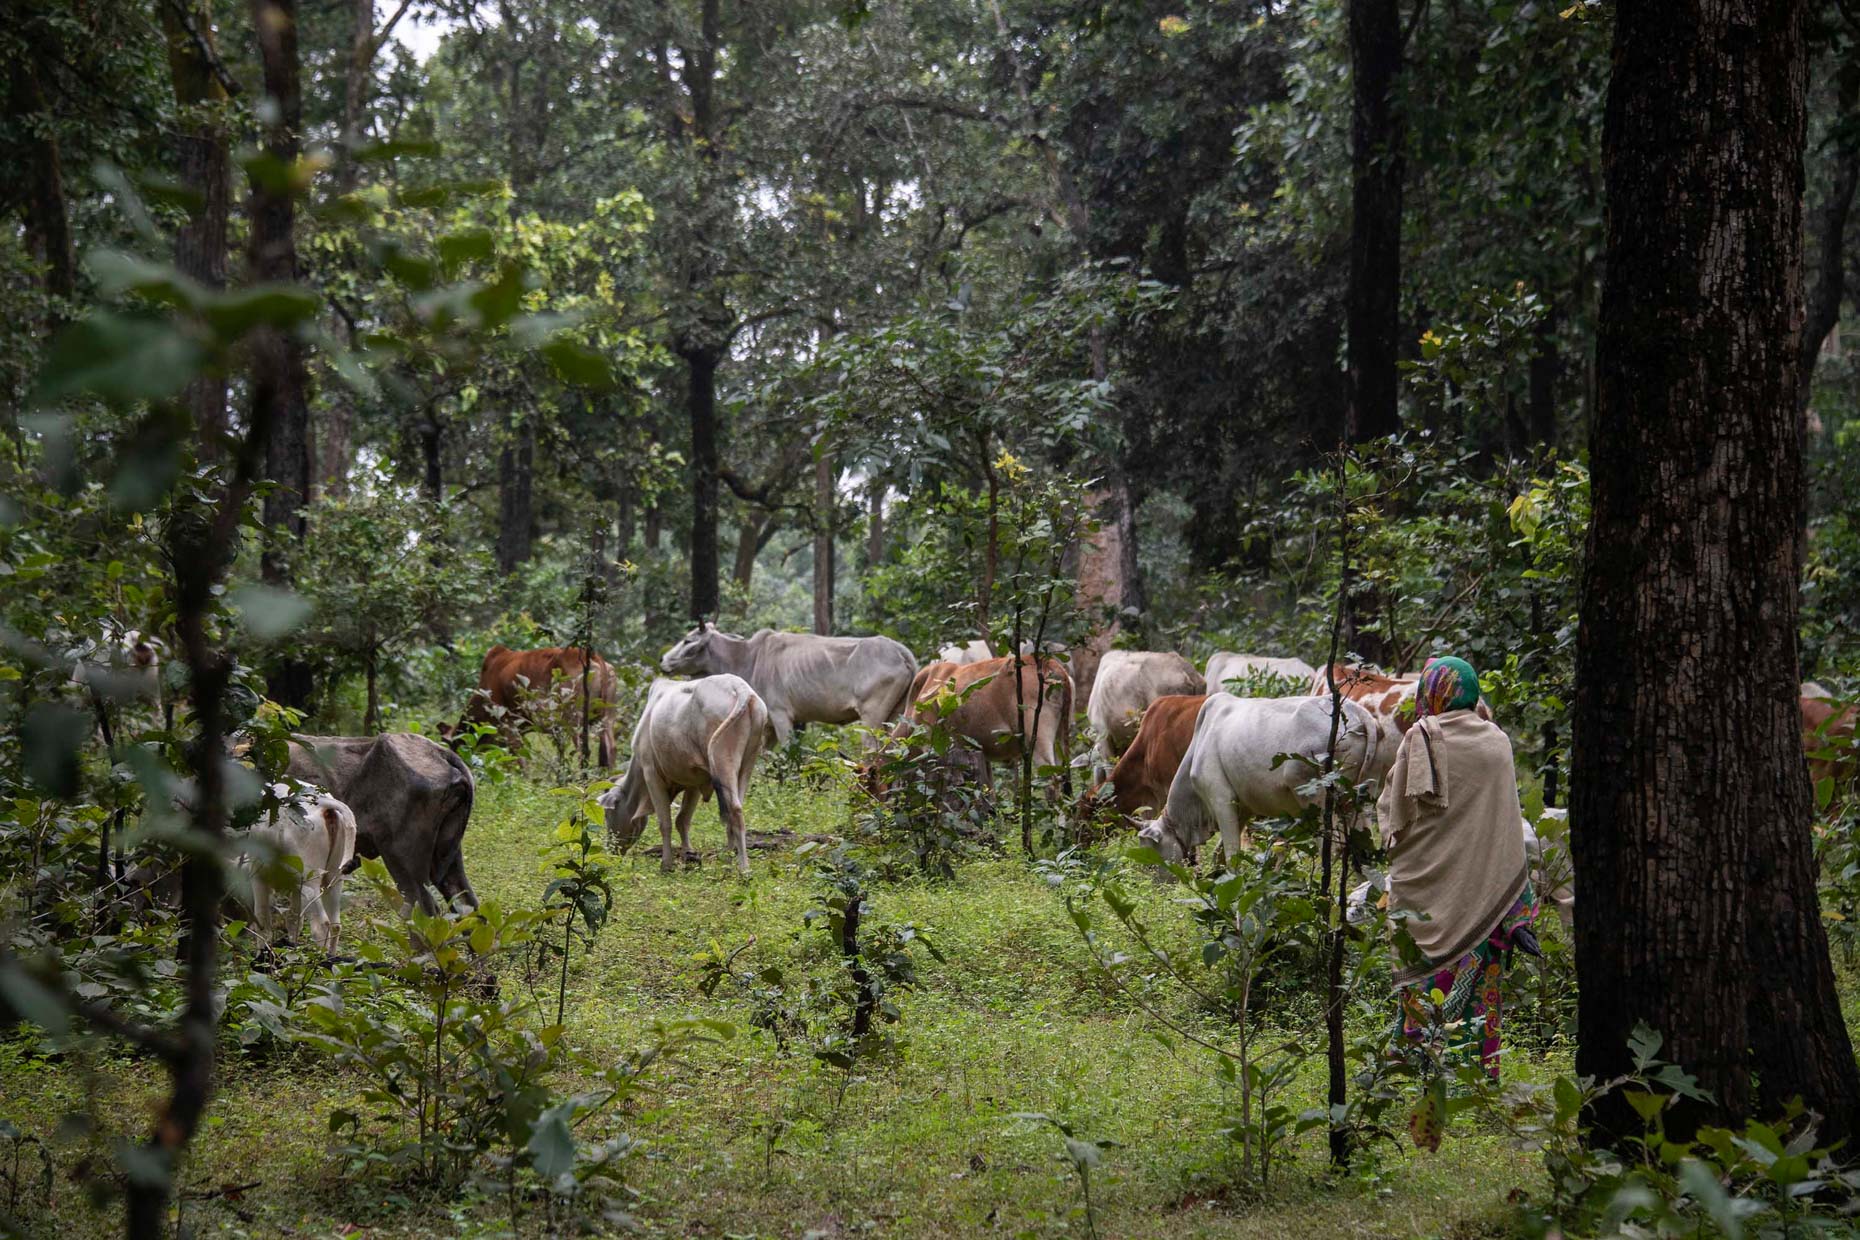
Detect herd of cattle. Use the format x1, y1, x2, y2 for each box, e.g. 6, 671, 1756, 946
75, 623, 1859, 952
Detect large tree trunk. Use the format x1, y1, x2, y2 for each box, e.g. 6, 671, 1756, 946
496, 415, 535, 574
250, 0, 315, 710
1344, 0, 1404, 443
7, 56, 77, 308
813, 447, 835, 634
1073, 475, 1141, 709
685, 347, 722, 619
160, 0, 232, 449
1797, 50, 1860, 421
1574, 0, 1860, 1146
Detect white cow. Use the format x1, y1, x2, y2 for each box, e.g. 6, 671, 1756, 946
937, 639, 994, 665
1138, 695, 1395, 864
1204, 652, 1318, 697
242, 784, 358, 953
1086, 650, 1205, 780
602, 675, 769, 876
71, 629, 164, 707
661, 622, 915, 747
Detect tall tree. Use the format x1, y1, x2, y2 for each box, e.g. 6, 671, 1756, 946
161, 0, 235, 450
1573, 0, 1860, 1144
1344, 0, 1404, 442
250, 0, 316, 708
5, 49, 76, 308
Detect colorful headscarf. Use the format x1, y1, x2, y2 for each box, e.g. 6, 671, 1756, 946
1417, 656, 1481, 718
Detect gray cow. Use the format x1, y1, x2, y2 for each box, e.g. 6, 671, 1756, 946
660, 621, 917, 746
287, 733, 476, 914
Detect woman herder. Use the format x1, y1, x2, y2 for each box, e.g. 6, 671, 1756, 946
1376, 656, 1539, 1081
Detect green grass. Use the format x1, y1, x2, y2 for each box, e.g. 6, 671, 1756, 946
0, 767, 1562, 1238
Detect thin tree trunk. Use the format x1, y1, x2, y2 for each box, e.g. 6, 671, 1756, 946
6, 56, 77, 308
420, 412, 442, 501
865, 480, 885, 568
496, 415, 535, 574
160, 0, 232, 450
813, 447, 835, 635
338, 0, 375, 192
732, 511, 767, 589
251, 0, 315, 710
1574, 0, 1860, 1146
685, 347, 722, 619
364, 647, 379, 733
1797, 50, 1860, 421
1527, 301, 1559, 449
1344, 0, 1404, 442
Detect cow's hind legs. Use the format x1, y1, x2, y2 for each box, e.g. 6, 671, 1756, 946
675, 791, 701, 865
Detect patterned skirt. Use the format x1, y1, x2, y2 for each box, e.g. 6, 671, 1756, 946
1397, 884, 1540, 1081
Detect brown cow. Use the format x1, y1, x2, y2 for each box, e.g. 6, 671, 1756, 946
1088, 693, 1207, 828
894, 654, 1074, 796
450, 644, 620, 768
1802, 687, 1857, 803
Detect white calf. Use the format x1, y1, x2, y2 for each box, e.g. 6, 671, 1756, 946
244, 785, 357, 953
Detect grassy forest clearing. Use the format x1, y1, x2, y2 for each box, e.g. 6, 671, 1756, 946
2, 770, 1564, 1239
11, 0, 1860, 1237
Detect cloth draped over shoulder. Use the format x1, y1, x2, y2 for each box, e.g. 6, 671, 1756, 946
1376, 710, 1528, 988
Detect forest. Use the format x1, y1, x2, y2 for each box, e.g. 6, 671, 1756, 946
3, 0, 1860, 1236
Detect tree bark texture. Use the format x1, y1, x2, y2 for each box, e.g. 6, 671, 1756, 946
1574, 0, 1860, 1145
1345, 0, 1404, 443
250, 0, 315, 710
161, 0, 233, 450
813, 447, 835, 635
496, 414, 535, 574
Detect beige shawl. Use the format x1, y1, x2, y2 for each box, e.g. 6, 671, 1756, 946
1376, 711, 1528, 988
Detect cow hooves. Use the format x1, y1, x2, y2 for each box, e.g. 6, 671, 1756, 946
683, 850, 702, 866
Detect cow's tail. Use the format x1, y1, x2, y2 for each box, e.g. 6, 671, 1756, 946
320, 802, 357, 898
706, 688, 760, 811
882, 661, 923, 731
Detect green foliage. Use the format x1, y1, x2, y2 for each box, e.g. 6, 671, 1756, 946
1062, 830, 1327, 1193
1488, 1025, 1860, 1239
294, 479, 492, 728
536, 788, 616, 1027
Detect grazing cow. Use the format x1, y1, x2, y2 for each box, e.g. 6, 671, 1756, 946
72, 629, 165, 707
1138, 695, 1395, 864
1086, 651, 1205, 779
241, 784, 357, 953
1089, 693, 1207, 827
898, 654, 1074, 795
449, 644, 620, 767
661, 621, 917, 747
287, 733, 476, 915
601, 675, 769, 876
1203, 653, 1318, 697
937, 639, 994, 665
1802, 684, 1857, 800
